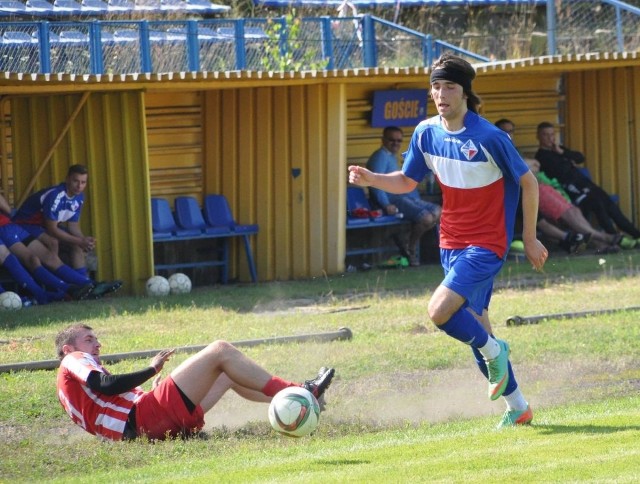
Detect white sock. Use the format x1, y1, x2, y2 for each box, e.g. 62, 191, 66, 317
478, 337, 500, 360
503, 387, 528, 411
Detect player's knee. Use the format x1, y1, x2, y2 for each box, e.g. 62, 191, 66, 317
427, 301, 449, 326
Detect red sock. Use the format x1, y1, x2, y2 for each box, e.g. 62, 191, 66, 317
261, 376, 297, 397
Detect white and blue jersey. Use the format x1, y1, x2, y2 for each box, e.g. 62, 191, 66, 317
13, 183, 84, 228
402, 111, 528, 259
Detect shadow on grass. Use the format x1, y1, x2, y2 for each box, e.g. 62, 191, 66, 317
535, 424, 640, 434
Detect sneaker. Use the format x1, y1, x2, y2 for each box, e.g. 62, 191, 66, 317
88, 280, 123, 299
303, 367, 335, 401
618, 236, 637, 250
569, 232, 590, 253
485, 339, 510, 401
67, 283, 95, 301
497, 405, 533, 429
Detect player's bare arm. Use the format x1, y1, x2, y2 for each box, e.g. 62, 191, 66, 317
348, 165, 417, 194
520, 170, 548, 271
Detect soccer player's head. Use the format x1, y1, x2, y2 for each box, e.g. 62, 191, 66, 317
65, 164, 89, 196
55, 323, 95, 360
430, 54, 481, 113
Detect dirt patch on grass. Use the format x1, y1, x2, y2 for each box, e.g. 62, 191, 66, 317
206, 359, 640, 431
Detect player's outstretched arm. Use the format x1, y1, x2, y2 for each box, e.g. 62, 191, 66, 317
348, 166, 418, 194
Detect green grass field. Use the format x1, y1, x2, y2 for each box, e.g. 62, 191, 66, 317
1, 251, 639, 482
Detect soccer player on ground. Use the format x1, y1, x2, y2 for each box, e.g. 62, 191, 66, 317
55, 323, 335, 441
12, 164, 122, 298
348, 53, 548, 428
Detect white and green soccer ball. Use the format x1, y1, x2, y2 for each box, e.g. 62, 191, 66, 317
268, 387, 320, 438
145, 276, 170, 297
168, 273, 192, 295
0, 291, 22, 310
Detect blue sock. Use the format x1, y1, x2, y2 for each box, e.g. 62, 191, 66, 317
33, 266, 69, 292
55, 264, 92, 286
439, 306, 490, 348
3, 254, 52, 304
472, 341, 518, 396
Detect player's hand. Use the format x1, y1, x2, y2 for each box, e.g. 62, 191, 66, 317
348, 165, 374, 186
150, 348, 175, 373
524, 239, 548, 271
385, 204, 398, 215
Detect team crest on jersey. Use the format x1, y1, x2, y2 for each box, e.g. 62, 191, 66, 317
70, 200, 80, 211
460, 140, 478, 160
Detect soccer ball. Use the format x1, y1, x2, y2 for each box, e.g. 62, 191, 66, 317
145, 276, 170, 297
0, 291, 22, 310
168, 273, 192, 295
268, 387, 320, 438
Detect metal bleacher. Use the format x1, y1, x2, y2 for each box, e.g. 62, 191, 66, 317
0, 0, 229, 16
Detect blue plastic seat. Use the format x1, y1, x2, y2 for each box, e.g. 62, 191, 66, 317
203, 194, 258, 234
203, 194, 258, 282
174, 196, 230, 235
150, 197, 200, 239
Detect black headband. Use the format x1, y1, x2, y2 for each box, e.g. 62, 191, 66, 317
430, 67, 472, 92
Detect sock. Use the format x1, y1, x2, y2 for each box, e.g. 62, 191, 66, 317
472, 339, 519, 395
503, 386, 528, 411
261, 376, 296, 397
439, 306, 491, 349
3, 254, 52, 304
55, 264, 92, 286
33, 266, 69, 292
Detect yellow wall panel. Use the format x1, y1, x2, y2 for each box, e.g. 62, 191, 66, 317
11, 92, 152, 295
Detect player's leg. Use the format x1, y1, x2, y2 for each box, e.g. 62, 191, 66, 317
171, 341, 334, 413
469, 308, 533, 428
0, 243, 62, 304
429, 247, 510, 400
198, 372, 271, 413
26, 237, 95, 289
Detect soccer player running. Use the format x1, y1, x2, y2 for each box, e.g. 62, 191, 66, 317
349, 53, 548, 428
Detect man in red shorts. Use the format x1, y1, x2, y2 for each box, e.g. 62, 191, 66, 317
55, 323, 335, 441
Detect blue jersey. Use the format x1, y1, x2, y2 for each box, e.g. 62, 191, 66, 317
402, 111, 528, 258
13, 183, 84, 227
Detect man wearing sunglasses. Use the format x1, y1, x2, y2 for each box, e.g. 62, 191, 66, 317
366, 126, 441, 266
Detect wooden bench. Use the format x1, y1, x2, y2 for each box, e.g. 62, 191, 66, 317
151, 196, 258, 283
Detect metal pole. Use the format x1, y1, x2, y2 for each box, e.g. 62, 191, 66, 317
0, 327, 353, 373
506, 306, 640, 326
546, 0, 557, 55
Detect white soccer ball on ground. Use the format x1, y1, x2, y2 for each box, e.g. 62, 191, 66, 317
0, 291, 22, 310
145, 276, 170, 297
168, 272, 192, 295
268, 387, 320, 438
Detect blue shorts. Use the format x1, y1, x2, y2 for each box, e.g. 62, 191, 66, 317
388, 195, 439, 223
440, 246, 504, 314
0, 224, 34, 248
13, 223, 44, 238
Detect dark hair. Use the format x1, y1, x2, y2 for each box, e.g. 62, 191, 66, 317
67, 164, 88, 177
495, 118, 514, 128
430, 53, 481, 113
382, 126, 403, 139
55, 323, 93, 360
537, 121, 554, 132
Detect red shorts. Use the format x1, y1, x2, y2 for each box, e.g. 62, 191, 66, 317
134, 376, 205, 440
538, 184, 572, 222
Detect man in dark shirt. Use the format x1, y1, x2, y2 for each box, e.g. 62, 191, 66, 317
534, 122, 640, 242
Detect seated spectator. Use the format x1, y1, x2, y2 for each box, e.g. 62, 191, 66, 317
12, 164, 122, 298
496, 119, 630, 253
535, 122, 640, 245
525, 159, 622, 253
366, 126, 441, 266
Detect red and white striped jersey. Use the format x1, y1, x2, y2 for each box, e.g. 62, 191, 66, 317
57, 352, 144, 441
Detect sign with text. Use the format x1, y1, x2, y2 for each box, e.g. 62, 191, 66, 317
371, 89, 428, 128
